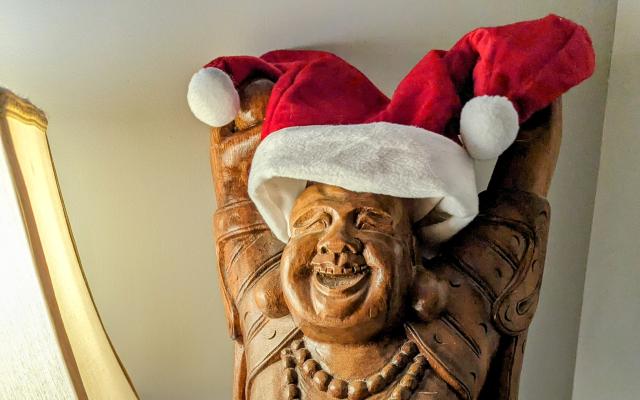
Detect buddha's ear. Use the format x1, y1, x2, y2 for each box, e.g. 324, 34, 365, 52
253, 267, 290, 319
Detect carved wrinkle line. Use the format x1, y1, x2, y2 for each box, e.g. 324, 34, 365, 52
235, 252, 282, 303
216, 222, 270, 245
441, 313, 482, 358
486, 240, 520, 272
215, 198, 254, 210
447, 255, 496, 303
476, 214, 536, 234
245, 314, 268, 343
228, 234, 262, 272
405, 323, 472, 400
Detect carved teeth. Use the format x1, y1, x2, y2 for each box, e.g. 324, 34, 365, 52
313, 264, 369, 275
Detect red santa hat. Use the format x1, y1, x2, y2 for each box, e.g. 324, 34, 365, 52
188, 15, 594, 246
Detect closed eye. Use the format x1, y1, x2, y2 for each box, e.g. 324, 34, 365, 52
291, 208, 332, 234
355, 209, 394, 234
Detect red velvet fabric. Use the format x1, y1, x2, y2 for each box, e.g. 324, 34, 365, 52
444, 14, 595, 122
203, 14, 595, 141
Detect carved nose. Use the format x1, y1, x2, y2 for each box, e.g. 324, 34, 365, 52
318, 229, 363, 255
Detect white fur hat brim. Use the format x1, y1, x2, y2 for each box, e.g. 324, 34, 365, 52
248, 122, 478, 246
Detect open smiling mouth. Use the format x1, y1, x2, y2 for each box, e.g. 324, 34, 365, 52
312, 264, 371, 295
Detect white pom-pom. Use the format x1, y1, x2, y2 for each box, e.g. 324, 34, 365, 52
459, 95, 519, 160
187, 67, 240, 127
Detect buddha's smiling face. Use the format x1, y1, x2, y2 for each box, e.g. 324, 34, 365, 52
280, 183, 415, 343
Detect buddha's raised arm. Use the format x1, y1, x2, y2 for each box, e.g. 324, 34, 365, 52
412, 101, 561, 400
210, 79, 299, 400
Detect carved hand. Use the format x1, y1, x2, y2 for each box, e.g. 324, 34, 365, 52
210, 79, 274, 208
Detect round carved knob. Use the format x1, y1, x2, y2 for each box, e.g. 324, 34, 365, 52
328, 378, 348, 399
253, 269, 289, 319
347, 380, 369, 400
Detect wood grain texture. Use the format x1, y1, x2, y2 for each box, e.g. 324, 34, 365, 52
209, 79, 561, 399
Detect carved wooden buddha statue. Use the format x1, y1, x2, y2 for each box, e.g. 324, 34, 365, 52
188, 16, 594, 400
209, 80, 558, 400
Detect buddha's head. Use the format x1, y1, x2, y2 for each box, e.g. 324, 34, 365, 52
254, 182, 449, 343
279, 183, 439, 343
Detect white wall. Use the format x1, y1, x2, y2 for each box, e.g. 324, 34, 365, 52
572, 0, 640, 398
0, 1, 617, 399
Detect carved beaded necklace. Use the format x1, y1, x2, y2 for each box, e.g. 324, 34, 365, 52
280, 338, 428, 400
